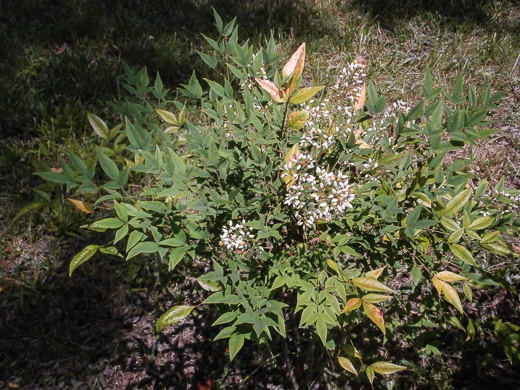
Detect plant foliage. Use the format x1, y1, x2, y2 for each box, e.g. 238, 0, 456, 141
34, 11, 520, 385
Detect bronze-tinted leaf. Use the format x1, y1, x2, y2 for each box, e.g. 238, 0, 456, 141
255, 78, 286, 102
282, 42, 306, 95
342, 298, 361, 313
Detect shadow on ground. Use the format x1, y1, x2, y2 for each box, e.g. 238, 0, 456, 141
350, 0, 520, 32
0, 0, 335, 138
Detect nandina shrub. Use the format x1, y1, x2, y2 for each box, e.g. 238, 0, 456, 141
36, 11, 520, 386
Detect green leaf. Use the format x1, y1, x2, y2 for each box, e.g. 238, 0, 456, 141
96, 147, 120, 181
87, 218, 124, 232
13, 201, 47, 221
156, 109, 178, 125
35, 171, 69, 184
126, 230, 144, 251
69, 245, 100, 276
114, 224, 129, 244
316, 317, 328, 346
87, 113, 109, 139
481, 242, 514, 257
466, 273, 499, 286
439, 188, 472, 218
447, 228, 464, 244
369, 361, 407, 375
229, 334, 245, 361
338, 356, 358, 376
481, 230, 500, 244
440, 217, 460, 232
196, 277, 221, 292
156, 305, 195, 332
99, 246, 119, 255
450, 244, 477, 266
468, 215, 494, 231
127, 241, 160, 260
204, 78, 227, 97
411, 263, 422, 287
212, 312, 237, 326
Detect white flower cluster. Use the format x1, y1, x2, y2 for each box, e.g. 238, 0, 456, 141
365, 99, 412, 138
283, 154, 355, 228
299, 62, 367, 150
220, 220, 254, 251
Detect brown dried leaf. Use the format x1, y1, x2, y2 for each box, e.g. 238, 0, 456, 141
56, 43, 68, 55
353, 83, 366, 111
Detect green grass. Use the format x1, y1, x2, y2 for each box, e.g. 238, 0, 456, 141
1, 0, 519, 388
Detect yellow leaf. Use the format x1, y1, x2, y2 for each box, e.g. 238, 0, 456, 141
289, 86, 325, 105
363, 301, 386, 334
283, 143, 300, 189
369, 361, 407, 374
343, 343, 362, 359
366, 266, 385, 280
327, 259, 341, 274
342, 298, 362, 313
284, 143, 300, 164
67, 198, 94, 214
338, 356, 358, 376
440, 280, 464, 314
255, 78, 286, 102
366, 366, 375, 384
435, 271, 468, 283
282, 42, 306, 95
287, 110, 310, 130
432, 276, 443, 296
352, 277, 395, 293
156, 109, 178, 125
353, 83, 366, 111
361, 294, 393, 303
